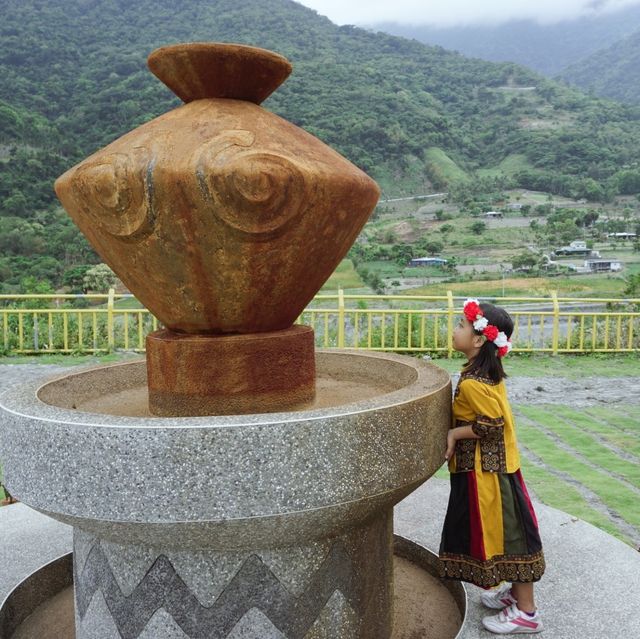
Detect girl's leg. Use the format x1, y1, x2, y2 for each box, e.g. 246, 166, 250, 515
510, 582, 536, 612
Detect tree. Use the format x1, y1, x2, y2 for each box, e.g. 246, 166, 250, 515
391, 243, 414, 266
470, 221, 486, 234
420, 240, 444, 256
616, 170, 640, 195
381, 229, 397, 244
444, 256, 458, 273
512, 253, 539, 270
83, 264, 117, 293
1, 192, 28, 217
623, 274, 640, 309
63, 265, 92, 292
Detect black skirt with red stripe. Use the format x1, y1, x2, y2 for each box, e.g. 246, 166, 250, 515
438, 468, 545, 588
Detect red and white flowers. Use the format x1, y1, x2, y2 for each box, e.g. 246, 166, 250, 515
463, 298, 513, 357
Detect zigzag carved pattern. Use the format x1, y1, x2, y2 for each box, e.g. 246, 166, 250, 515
75, 541, 358, 639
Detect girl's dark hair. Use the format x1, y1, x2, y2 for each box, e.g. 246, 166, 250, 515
463, 302, 514, 383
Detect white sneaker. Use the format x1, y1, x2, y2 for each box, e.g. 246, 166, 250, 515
482, 603, 543, 634
480, 582, 518, 609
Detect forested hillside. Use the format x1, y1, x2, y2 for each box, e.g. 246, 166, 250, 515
1, 0, 640, 292
370, 6, 640, 76
558, 28, 640, 105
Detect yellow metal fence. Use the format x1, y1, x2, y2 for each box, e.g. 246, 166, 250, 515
1, 289, 639, 356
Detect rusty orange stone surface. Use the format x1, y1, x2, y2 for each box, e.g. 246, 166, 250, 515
146, 325, 316, 416
147, 42, 292, 104
54, 43, 380, 335
54, 43, 381, 416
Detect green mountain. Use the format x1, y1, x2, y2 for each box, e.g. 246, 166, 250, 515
558, 29, 640, 104
1, 0, 640, 292
369, 7, 640, 76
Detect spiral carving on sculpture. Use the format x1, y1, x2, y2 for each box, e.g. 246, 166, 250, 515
72, 147, 155, 239
195, 130, 309, 236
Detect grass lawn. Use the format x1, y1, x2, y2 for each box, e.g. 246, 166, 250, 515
320, 259, 365, 291
0, 352, 143, 366
359, 260, 446, 279
429, 352, 640, 378
113, 297, 144, 309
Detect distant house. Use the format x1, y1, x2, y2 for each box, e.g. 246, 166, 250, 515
584, 259, 623, 273
507, 203, 522, 210
409, 257, 448, 267
484, 211, 503, 218
541, 255, 579, 272
607, 232, 636, 240
553, 240, 597, 257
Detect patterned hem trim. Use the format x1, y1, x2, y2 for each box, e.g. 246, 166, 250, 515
474, 413, 505, 431
438, 551, 545, 588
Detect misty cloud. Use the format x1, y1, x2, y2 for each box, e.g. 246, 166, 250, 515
296, 0, 640, 27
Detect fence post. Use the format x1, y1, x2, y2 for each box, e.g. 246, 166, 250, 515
447, 290, 454, 358
33, 314, 39, 351
550, 289, 559, 355
338, 288, 345, 348
107, 288, 115, 353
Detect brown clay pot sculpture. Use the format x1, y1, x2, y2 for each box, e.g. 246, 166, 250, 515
55, 43, 380, 415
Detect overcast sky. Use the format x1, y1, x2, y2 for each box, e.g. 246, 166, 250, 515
296, 0, 640, 27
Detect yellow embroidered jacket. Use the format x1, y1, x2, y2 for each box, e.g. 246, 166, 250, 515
447, 369, 521, 474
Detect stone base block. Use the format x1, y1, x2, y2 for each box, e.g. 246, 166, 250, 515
146, 324, 316, 416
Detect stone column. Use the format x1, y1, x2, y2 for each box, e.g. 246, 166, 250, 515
73, 511, 393, 639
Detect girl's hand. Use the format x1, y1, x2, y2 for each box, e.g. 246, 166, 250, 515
445, 429, 457, 462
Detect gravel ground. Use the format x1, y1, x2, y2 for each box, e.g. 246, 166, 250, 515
498, 375, 638, 406
449, 372, 639, 407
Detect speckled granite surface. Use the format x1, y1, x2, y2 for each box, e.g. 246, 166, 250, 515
0, 352, 451, 637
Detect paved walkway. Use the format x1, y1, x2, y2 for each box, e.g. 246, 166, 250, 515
0, 503, 71, 607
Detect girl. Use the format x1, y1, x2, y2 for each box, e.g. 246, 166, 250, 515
438, 299, 545, 634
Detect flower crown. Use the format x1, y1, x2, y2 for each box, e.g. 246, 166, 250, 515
463, 298, 513, 358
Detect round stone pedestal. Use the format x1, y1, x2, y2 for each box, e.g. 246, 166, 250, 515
0, 351, 451, 638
